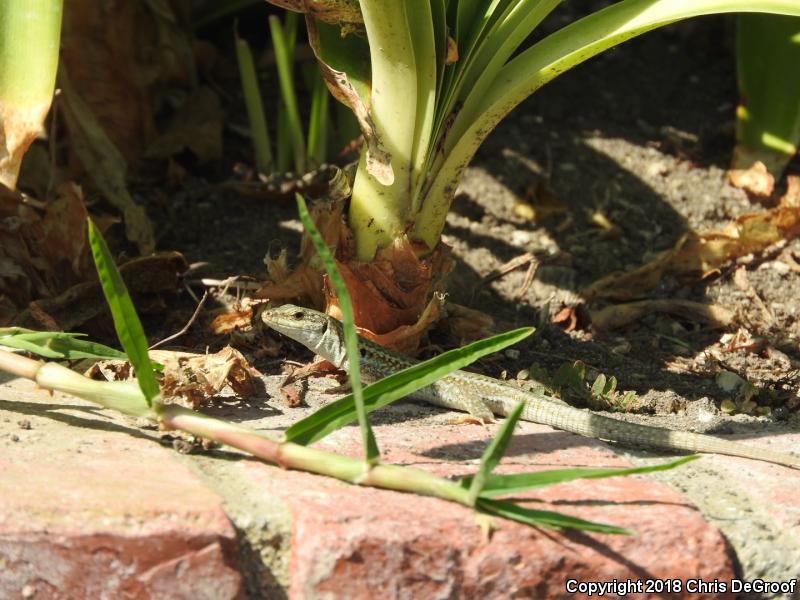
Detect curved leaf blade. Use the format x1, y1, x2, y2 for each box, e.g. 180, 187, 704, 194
467, 400, 525, 506
296, 195, 379, 462
284, 326, 533, 446
87, 219, 160, 406
478, 498, 632, 535
461, 456, 699, 498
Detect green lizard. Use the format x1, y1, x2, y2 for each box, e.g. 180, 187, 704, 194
261, 304, 800, 469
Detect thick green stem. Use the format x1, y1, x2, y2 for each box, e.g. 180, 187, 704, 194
348, 0, 417, 260
0, 349, 154, 418
0, 0, 63, 188
413, 0, 800, 250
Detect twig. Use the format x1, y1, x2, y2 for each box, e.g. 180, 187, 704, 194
191, 277, 263, 291
516, 260, 539, 300
479, 252, 535, 287
149, 291, 209, 350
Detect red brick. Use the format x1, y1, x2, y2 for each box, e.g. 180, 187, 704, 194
0, 381, 243, 599
242, 422, 736, 599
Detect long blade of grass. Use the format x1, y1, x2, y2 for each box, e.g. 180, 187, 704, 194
307, 69, 330, 166
407, 0, 437, 201
0, 330, 127, 360
270, 14, 306, 174
441, 0, 560, 160
284, 326, 533, 446
461, 455, 699, 498
277, 13, 300, 173
467, 401, 525, 506
430, 0, 447, 96
87, 219, 161, 406
235, 23, 273, 174
296, 194, 379, 463
478, 498, 632, 535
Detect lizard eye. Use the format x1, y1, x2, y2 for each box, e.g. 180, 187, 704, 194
292, 311, 304, 320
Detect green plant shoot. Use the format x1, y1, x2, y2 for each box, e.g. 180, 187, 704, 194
296, 194, 379, 463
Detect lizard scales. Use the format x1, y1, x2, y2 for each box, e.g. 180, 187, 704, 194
262, 304, 800, 470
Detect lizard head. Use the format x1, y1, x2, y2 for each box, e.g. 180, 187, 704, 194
260, 303, 331, 349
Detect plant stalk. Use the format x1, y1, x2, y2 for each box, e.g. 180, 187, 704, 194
348, 0, 417, 260
0, 0, 63, 188
163, 405, 469, 503
0, 347, 471, 507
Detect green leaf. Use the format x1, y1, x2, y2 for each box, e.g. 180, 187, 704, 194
307, 67, 330, 166
605, 375, 617, 397
271, 14, 306, 173
284, 326, 533, 446
87, 218, 161, 407
478, 498, 631, 535
0, 329, 128, 360
415, 0, 800, 251
553, 361, 585, 397
735, 13, 800, 175
467, 401, 525, 506
295, 195, 379, 463
591, 373, 607, 398
235, 22, 273, 173
461, 456, 699, 498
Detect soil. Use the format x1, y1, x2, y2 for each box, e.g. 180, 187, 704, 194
159, 8, 800, 444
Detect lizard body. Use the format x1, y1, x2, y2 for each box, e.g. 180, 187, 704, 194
261, 304, 800, 469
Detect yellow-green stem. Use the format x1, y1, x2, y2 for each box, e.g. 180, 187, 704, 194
348, 0, 417, 260
0, 0, 63, 188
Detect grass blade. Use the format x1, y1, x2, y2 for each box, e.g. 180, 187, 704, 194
235, 22, 273, 173
460, 456, 699, 498
478, 498, 632, 535
270, 15, 306, 174
284, 326, 533, 446
0, 329, 127, 360
467, 401, 525, 506
87, 219, 161, 406
296, 195, 379, 463
307, 68, 330, 166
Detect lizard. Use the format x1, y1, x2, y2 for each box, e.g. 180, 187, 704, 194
261, 304, 800, 470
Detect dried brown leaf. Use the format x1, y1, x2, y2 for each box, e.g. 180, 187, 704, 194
553, 306, 579, 332
0, 183, 93, 311
590, 300, 734, 331
89, 346, 261, 409
585, 191, 800, 301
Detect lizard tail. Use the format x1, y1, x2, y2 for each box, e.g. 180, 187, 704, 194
515, 399, 800, 469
